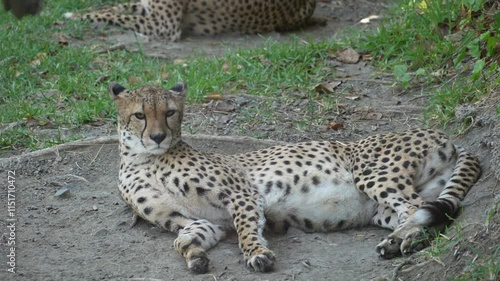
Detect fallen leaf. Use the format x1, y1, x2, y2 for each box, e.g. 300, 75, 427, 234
222, 62, 230, 73
336, 48, 360, 64
95, 75, 110, 85
359, 15, 380, 24
128, 75, 141, 85
361, 54, 373, 61
161, 71, 170, 80
214, 100, 236, 112
345, 96, 360, 101
315, 82, 334, 93
326, 122, 344, 130
206, 92, 224, 101
30, 52, 47, 66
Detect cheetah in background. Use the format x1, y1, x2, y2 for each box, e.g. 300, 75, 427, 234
65, 0, 318, 41
109, 82, 481, 273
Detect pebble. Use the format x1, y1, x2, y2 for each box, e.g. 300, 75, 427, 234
54, 187, 71, 198
94, 229, 108, 237
115, 220, 127, 227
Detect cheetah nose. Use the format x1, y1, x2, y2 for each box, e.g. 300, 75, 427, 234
150, 133, 166, 144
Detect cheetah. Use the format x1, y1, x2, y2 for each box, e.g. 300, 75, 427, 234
109, 82, 481, 273
64, 0, 318, 41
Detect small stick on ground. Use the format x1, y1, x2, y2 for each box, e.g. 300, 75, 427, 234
95, 43, 126, 54
90, 144, 105, 166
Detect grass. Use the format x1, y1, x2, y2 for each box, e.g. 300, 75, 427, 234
0, 0, 498, 153
344, 0, 500, 128
419, 202, 500, 281
0, 0, 342, 154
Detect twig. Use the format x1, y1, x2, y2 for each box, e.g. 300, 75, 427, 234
391, 259, 415, 281
64, 174, 90, 183
339, 77, 394, 84
0, 134, 286, 168
90, 144, 105, 166
0, 136, 119, 166
75, 162, 83, 170
95, 43, 126, 54
407, 94, 428, 102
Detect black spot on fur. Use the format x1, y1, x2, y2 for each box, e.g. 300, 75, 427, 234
303, 219, 313, 229
143, 207, 152, 215
196, 187, 208, 196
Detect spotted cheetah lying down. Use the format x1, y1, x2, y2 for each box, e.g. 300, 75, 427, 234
65, 0, 317, 41
109, 82, 481, 273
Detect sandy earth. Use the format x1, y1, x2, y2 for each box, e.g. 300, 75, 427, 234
1, 1, 500, 280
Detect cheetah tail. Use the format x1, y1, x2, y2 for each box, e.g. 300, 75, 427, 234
414, 146, 481, 227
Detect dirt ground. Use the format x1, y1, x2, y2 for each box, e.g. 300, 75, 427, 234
1, 1, 500, 280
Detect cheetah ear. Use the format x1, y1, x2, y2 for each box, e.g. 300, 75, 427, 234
108, 82, 127, 100
170, 82, 187, 99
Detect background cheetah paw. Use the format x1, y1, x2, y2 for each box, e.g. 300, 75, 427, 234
246, 250, 276, 272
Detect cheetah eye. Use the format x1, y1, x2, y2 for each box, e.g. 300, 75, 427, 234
134, 112, 145, 120
165, 110, 176, 117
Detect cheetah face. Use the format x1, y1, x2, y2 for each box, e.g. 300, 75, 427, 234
109, 82, 186, 155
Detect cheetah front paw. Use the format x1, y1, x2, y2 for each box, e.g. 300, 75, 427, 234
376, 237, 403, 259
246, 249, 276, 272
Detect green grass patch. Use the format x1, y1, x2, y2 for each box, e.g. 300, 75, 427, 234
344, 0, 500, 128
421, 202, 500, 281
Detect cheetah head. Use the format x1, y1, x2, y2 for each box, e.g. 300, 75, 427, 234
109, 82, 187, 155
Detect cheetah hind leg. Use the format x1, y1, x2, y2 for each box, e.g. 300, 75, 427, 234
174, 220, 226, 273
376, 222, 443, 259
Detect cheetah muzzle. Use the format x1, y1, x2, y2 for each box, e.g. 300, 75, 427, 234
109, 82, 481, 273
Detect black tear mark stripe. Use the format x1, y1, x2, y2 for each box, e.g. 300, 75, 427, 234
125, 116, 132, 129
140, 101, 147, 147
